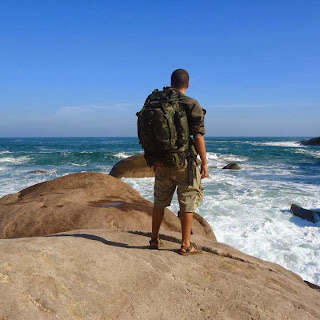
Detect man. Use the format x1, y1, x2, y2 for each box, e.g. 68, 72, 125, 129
149, 69, 208, 255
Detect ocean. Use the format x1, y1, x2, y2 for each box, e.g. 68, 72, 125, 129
0, 137, 319, 285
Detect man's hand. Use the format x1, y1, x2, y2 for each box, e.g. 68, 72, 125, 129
194, 134, 209, 179
200, 163, 209, 179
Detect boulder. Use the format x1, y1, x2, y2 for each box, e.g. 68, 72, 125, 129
110, 154, 155, 178
300, 137, 320, 146
0, 229, 319, 320
222, 163, 241, 170
110, 154, 204, 179
290, 204, 320, 223
0, 172, 216, 240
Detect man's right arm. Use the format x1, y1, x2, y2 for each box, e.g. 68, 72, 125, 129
194, 134, 208, 179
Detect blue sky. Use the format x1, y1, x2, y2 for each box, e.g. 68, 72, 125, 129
0, 0, 319, 137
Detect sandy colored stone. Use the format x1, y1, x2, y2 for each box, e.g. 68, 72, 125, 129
110, 154, 203, 178
109, 154, 155, 178
0, 229, 319, 320
0, 172, 215, 240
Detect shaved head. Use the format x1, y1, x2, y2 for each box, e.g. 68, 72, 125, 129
171, 69, 189, 89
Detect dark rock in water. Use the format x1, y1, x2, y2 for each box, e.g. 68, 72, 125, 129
300, 137, 320, 146
29, 170, 47, 174
290, 204, 320, 223
222, 163, 241, 170
110, 154, 155, 178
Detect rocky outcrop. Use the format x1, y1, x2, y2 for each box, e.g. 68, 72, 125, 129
110, 154, 155, 178
0, 172, 216, 240
291, 204, 320, 223
0, 229, 319, 320
300, 137, 320, 146
222, 163, 241, 170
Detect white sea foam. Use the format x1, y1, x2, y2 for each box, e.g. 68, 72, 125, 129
254, 141, 302, 148
207, 153, 219, 160
114, 152, 131, 159
0, 176, 49, 198
122, 177, 154, 202
0, 151, 10, 155
206, 152, 248, 169
207, 152, 247, 162
71, 163, 88, 167
223, 155, 248, 162
0, 156, 30, 164
295, 149, 320, 159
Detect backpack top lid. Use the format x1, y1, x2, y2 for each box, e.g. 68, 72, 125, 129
145, 87, 178, 105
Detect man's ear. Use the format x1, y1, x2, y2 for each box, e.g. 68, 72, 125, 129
186, 82, 190, 89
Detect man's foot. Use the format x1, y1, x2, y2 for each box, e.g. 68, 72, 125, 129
179, 243, 202, 255
149, 238, 163, 250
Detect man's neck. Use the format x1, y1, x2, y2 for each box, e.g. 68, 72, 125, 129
178, 88, 187, 95
172, 87, 187, 95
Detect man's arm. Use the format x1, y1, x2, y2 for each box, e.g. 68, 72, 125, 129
194, 134, 208, 179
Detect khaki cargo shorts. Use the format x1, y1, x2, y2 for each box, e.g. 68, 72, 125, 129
154, 161, 204, 212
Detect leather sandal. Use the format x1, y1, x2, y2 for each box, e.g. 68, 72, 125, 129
179, 243, 202, 255
149, 238, 164, 250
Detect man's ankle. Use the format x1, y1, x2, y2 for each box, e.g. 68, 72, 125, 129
182, 241, 191, 247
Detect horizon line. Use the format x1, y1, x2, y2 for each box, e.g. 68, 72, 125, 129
0, 135, 316, 139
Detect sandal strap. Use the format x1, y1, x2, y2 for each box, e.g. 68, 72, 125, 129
149, 238, 163, 248
181, 243, 197, 252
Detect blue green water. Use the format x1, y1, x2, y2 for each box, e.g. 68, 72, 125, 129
0, 137, 319, 284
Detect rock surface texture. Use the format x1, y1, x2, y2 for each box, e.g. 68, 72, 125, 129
109, 154, 155, 178
222, 163, 241, 170
0, 229, 319, 320
300, 137, 320, 146
0, 172, 216, 240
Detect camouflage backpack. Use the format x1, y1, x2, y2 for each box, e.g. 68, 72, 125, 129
137, 87, 191, 167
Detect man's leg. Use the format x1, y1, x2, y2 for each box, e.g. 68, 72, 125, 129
179, 211, 197, 252
177, 159, 203, 253
152, 165, 175, 245
151, 207, 165, 241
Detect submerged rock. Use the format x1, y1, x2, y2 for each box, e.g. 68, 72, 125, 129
300, 137, 320, 146
0, 172, 215, 240
290, 204, 320, 223
110, 154, 155, 178
0, 229, 319, 320
222, 163, 241, 170
28, 170, 48, 174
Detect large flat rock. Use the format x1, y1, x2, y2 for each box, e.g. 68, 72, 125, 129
0, 229, 319, 320
0, 172, 215, 240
